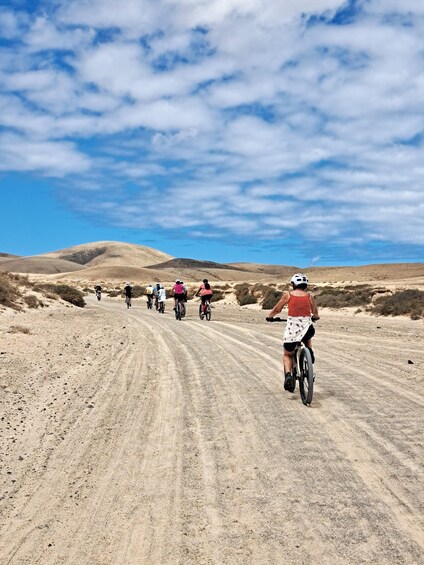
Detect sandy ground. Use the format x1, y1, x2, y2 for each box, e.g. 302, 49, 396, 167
1, 296, 423, 565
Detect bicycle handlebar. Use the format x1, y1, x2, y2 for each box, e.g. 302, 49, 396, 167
266, 316, 318, 323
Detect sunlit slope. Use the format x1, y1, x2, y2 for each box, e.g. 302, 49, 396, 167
43, 241, 173, 268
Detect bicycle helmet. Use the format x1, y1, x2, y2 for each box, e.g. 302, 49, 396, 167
175, 279, 181, 284
290, 273, 308, 287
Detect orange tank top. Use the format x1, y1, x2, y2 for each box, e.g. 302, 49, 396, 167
288, 293, 311, 317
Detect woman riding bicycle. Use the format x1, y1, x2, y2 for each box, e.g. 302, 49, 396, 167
267, 273, 319, 392
195, 279, 213, 313
172, 279, 186, 310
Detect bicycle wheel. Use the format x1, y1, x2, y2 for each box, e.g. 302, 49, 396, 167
199, 304, 204, 319
299, 347, 314, 405
175, 303, 181, 320
205, 303, 211, 321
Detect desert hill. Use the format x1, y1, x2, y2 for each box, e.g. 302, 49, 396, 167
0, 241, 423, 287
0, 256, 84, 274
42, 241, 173, 267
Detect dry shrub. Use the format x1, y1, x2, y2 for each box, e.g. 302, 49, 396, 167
83, 287, 95, 293
235, 283, 257, 306
8, 325, 30, 334
108, 290, 121, 297
132, 285, 145, 298
261, 288, 284, 309
37, 283, 85, 307
372, 290, 424, 319
0, 275, 19, 308
24, 294, 40, 308
211, 290, 224, 302
186, 287, 196, 300
315, 285, 374, 308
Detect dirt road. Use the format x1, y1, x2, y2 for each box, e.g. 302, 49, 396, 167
1, 296, 423, 564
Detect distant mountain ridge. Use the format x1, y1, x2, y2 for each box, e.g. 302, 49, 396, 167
0, 241, 423, 285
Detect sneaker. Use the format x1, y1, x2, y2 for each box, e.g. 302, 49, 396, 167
284, 372, 295, 393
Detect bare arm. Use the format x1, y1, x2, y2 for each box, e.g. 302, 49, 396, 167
309, 292, 320, 319
268, 291, 290, 318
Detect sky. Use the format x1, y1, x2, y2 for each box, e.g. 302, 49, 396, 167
1, 0, 424, 266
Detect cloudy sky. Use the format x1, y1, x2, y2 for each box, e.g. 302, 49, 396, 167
1, 0, 424, 265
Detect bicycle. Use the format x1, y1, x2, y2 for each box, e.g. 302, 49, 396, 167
96, 290, 101, 301
174, 298, 185, 320
199, 299, 211, 321
158, 300, 165, 314
266, 317, 316, 406
125, 295, 132, 309
147, 295, 153, 309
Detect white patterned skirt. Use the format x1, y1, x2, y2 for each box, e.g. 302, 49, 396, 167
284, 316, 312, 343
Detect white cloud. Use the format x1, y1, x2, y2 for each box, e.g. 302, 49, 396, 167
1, 0, 424, 259
0, 133, 91, 176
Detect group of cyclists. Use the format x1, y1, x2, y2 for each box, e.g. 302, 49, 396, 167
94, 272, 319, 394
106, 278, 214, 316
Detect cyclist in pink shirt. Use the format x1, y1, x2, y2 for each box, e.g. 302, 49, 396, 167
172, 279, 186, 309
195, 279, 213, 315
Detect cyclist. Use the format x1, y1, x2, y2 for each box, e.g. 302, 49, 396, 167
266, 273, 319, 392
172, 279, 186, 313
95, 284, 102, 300
123, 282, 132, 308
157, 284, 166, 312
195, 279, 213, 315
154, 282, 161, 309
145, 283, 154, 308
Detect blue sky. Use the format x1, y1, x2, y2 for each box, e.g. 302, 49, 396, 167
1, 0, 424, 266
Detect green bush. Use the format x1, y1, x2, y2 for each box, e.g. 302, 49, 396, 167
372, 290, 424, 319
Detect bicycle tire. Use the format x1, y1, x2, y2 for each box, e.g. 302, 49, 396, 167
299, 347, 314, 405
175, 303, 181, 320
199, 304, 204, 320
205, 303, 211, 321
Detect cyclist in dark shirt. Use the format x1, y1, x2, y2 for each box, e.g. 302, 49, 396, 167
123, 282, 132, 308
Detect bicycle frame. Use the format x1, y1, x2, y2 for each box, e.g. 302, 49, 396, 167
175, 298, 185, 320
267, 317, 315, 405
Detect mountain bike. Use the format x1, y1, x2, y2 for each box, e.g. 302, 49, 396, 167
147, 295, 153, 309
175, 299, 186, 320
199, 298, 211, 321
125, 295, 131, 309
266, 317, 316, 406
158, 300, 165, 314
96, 289, 101, 301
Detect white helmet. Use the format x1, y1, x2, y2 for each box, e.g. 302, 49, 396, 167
290, 273, 308, 287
